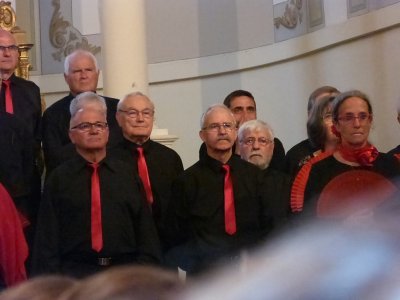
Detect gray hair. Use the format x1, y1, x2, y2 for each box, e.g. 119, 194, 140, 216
238, 119, 275, 142
200, 104, 235, 129
64, 50, 99, 74
69, 92, 107, 119
117, 91, 154, 111
332, 90, 372, 122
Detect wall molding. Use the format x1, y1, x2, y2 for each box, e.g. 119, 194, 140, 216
148, 2, 400, 84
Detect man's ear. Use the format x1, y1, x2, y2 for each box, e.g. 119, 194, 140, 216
199, 130, 206, 142
68, 130, 76, 145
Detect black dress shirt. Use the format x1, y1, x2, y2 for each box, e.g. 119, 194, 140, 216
284, 139, 318, 178
42, 93, 123, 174
170, 153, 273, 274
0, 74, 42, 152
261, 167, 291, 231
109, 138, 184, 252
0, 74, 42, 227
33, 155, 161, 278
0, 112, 33, 211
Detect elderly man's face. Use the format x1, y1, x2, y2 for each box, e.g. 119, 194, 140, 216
116, 95, 154, 142
69, 108, 109, 152
0, 31, 19, 74
64, 54, 99, 96
200, 107, 237, 153
239, 128, 274, 170
229, 96, 257, 127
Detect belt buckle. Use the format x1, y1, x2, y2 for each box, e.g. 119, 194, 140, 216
98, 257, 112, 266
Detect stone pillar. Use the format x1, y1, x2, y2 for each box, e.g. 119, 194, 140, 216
99, 0, 148, 98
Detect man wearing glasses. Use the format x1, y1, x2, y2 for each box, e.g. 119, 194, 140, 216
169, 104, 273, 275
238, 119, 290, 230
0, 29, 42, 257
33, 92, 160, 278
42, 49, 123, 175
111, 92, 183, 261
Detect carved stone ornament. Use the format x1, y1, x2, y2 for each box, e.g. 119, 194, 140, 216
274, 0, 303, 29
0, 1, 15, 31
49, 0, 100, 62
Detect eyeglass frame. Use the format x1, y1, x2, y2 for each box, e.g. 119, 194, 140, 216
118, 109, 154, 119
202, 122, 237, 132
337, 112, 372, 124
0, 45, 19, 53
241, 137, 274, 146
70, 122, 108, 132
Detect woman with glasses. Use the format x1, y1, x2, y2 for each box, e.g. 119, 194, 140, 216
284, 95, 339, 178
291, 90, 400, 222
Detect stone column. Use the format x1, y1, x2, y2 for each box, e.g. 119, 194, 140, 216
99, 0, 148, 98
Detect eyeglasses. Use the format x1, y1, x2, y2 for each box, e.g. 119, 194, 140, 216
118, 109, 154, 119
337, 112, 371, 124
0, 45, 18, 52
70, 122, 108, 132
242, 137, 273, 146
202, 122, 236, 132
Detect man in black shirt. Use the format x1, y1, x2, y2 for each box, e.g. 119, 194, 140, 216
33, 92, 160, 278
238, 119, 290, 230
110, 92, 183, 255
0, 29, 42, 252
170, 104, 272, 275
42, 49, 123, 175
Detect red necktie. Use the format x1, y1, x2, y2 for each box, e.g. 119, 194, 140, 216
222, 164, 236, 235
3, 80, 13, 114
89, 163, 103, 252
136, 147, 153, 205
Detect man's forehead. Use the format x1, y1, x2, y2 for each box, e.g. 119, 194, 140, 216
123, 96, 153, 109
230, 96, 256, 108
205, 108, 233, 121
244, 128, 271, 138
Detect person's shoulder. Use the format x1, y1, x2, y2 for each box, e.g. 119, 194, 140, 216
102, 95, 119, 105
149, 140, 181, 157
44, 95, 72, 114
13, 75, 40, 90
387, 145, 400, 156
45, 156, 81, 182
286, 139, 313, 156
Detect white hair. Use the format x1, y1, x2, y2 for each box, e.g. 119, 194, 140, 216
64, 49, 99, 74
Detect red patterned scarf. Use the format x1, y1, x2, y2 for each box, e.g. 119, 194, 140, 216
338, 144, 379, 166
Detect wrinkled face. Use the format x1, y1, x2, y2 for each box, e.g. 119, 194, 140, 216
64, 55, 99, 95
334, 97, 372, 148
239, 128, 274, 169
69, 108, 109, 152
200, 107, 237, 153
0, 32, 19, 73
229, 96, 257, 127
116, 95, 154, 142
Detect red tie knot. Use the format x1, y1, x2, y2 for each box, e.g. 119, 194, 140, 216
2, 79, 10, 87
89, 162, 99, 171
222, 164, 230, 173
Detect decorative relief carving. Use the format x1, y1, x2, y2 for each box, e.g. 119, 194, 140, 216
49, 0, 100, 62
0, 1, 15, 31
274, 0, 303, 29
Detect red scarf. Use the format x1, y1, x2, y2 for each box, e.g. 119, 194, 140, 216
338, 144, 379, 166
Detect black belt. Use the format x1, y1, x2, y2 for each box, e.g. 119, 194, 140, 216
66, 253, 137, 267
